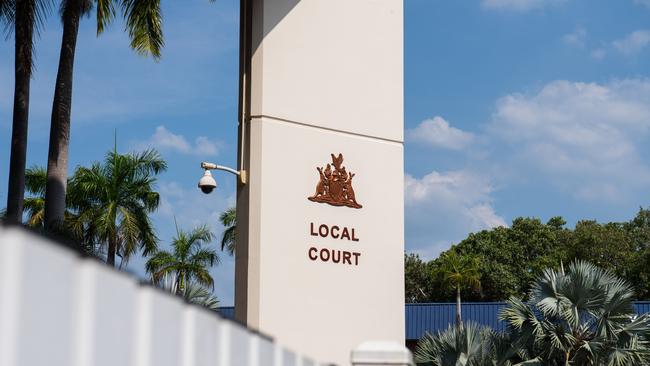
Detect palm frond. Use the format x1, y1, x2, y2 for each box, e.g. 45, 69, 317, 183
182, 283, 219, 310
121, 0, 163, 59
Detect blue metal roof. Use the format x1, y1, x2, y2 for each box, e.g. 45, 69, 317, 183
406, 302, 507, 340
218, 302, 650, 341
218, 306, 235, 320
405, 301, 650, 340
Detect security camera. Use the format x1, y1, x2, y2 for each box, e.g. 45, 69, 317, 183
198, 170, 217, 194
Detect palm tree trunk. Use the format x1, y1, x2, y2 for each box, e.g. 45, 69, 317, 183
456, 286, 462, 329
5, 0, 35, 224
44, 0, 82, 229
107, 233, 116, 267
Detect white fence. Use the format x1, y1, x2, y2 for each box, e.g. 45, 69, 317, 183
0, 225, 322, 366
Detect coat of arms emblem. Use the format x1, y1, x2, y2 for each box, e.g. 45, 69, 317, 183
308, 153, 362, 209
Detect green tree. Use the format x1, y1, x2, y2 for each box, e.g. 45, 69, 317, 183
2, 0, 52, 223
567, 220, 634, 278
436, 251, 481, 329
146, 224, 218, 292
219, 207, 236, 255
44, 0, 165, 229
18, 165, 98, 255
21, 165, 78, 228
453, 217, 568, 302
72, 148, 166, 267
500, 261, 650, 366
405, 253, 431, 303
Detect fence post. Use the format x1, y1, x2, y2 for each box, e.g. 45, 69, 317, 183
350, 341, 413, 366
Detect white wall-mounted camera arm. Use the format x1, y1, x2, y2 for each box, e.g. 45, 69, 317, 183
201, 162, 247, 185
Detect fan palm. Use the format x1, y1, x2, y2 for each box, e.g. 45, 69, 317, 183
2, 0, 53, 223
219, 207, 236, 255
436, 251, 481, 329
414, 322, 496, 366
146, 224, 219, 292
500, 260, 650, 366
44, 0, 165, 229
72, 148, 166, 267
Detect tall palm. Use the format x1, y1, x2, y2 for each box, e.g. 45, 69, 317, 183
500, 261, 650, 366
219, 207, 236, 255
44, 0, 164, 229
72, 148, 166, 267
146, 224, 219, 292
2, 0, 52, 223
436, 251, 481, 329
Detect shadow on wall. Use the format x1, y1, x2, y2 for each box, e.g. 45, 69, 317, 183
251, 0, 301, 54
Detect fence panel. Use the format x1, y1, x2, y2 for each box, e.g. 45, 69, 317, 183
0, 226, 322, 366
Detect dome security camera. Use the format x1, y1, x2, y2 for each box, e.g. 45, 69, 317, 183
198, 170, 217, 194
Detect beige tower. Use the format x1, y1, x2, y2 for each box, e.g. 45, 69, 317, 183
235, 1, 404, 364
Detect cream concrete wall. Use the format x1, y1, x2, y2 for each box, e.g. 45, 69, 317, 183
252, 118, 405, 364
239, 0, 404, 364
250, 0, 404, 142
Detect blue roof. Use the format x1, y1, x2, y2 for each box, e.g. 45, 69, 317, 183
406, 302, 507, 340
218, 306, 235, 320
405, 301, 650, 340
218, 302, 650, 341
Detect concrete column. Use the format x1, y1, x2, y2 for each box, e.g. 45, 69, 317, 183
351, 341, 413, 366
235, 1, 404, 364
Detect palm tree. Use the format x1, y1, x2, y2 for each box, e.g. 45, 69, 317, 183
22, 166, 48, 227
500, 260, 650, 366
146, 224, 219, 292
19, 165, 99, 254
436, 251, 481, 329
219, 207, 236, 255
44, 0, 164, 229
156, 272, 219, 310
72, 148, 166, 267
2, 0, 52, 223
414, 322, 495, 366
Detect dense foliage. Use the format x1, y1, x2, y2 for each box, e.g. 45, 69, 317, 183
3, 148, 224, 308
406, 209, 650, 302
146, 224, 219, 291
415, 261, 650, 366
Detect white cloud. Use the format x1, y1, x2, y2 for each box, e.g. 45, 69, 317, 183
134, 126, 222, 156
563, 27, 587, 48
489, 79, 650, 202
405, 170, 506, 258
482, 0, 566, 12
613, 30, 650, 56
406, 116, 475, 150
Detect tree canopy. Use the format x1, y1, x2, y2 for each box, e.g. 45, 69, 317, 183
406, 208, 650, 302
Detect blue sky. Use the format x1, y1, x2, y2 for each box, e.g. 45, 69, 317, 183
2, 0, 650, 305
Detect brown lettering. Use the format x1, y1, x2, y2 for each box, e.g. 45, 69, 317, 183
331, 250, 341, 263
353, 252, 361, 265
310, 223, 318, 236
308, 247, 318, 260
352, 228, 359, 242
341, 227, 350, 241
343, 251, 352, 265
331, 225, 340, 239
320, 248, 330, 261
319, 224, 329, 237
